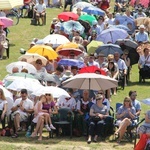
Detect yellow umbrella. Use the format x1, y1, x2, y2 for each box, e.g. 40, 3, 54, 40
87, 40, 104, 54
27, 45, 58, 60
56, 42, 79, 52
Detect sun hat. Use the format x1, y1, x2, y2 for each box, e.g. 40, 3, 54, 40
92, 20, 98, 26
51, 18, 58, 24
95, 94, 103, 100
61, 70, 73, 81
139, 24, 145, 29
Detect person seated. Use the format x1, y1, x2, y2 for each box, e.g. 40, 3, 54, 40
87, 53, 100, 68
34, 0, 46, 25
87, 94, 109, 144
114, 0, 128, 12
34, 59, 47, 73
98, 0, 110, 14
49, 18, 59, 34
115, 96, 136, 143
11, 89, 34, 138
72, 36, 83, 45
134, 8, 146, 19
63, 0, 72, 12
87, 30, 97, 43
105, 13, 115, 26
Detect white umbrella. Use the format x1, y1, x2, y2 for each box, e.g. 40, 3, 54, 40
18, 53, 48, 66
72, 2, 92, 11
32, 86, 70, 98
0, 0, 24, 9
6, 61, 37, 74
43, 34, 70, 48
0, 85, 13, 116
141, 98, 150, 105
62, 73, 118, 91
6, 78, 42, 93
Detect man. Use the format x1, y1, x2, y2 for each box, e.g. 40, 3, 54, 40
11, 89, 34, 138
135, 25, 149, 44
129, 90, 141, 116
91, 20, 101, 37
87, 53, 100, 68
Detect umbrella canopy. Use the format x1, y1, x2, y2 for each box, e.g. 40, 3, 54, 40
32, 86, 70, 98
58, 58, 84, 68
6, 61, 37, 74
58, 12, 79, 21
130, 0, 149, 8
18, 53, 48, 66
57, 48, 83, 57
72, 2, 93, 10
27, 45, 58, 60
87, 40, 104, 54
62, 20, 85, 34
0, 0, 24, 9
78, 66, 106, 75
79, 14, 96, 25
78, 20, 91, 33
0, 20, 4, 26
82, 6, 105, 16
96, 44, 123, 56
96, 28, 129, 44
141, 98, 150, 105
42, 34, 70, 48
56, 42, 79, 52
109, 25, 130, 32
62, 73, 118, 91
0, 17, 13, 28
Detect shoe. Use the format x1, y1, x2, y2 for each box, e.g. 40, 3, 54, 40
30, 133, 37, 138
87, 139, 91, 144
12, 133, 18, 138
93, 138, 97, 143
17, 127, 22, 132
50, 124, 56, 130
114, 132, 119, 139
45, 125, 51, 131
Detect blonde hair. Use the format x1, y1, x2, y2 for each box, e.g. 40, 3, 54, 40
107, 54, 114, 60
123, 96, 132, 107
0, 88, 6, 100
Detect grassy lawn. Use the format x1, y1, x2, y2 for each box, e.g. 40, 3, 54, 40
0, 5, 150, 150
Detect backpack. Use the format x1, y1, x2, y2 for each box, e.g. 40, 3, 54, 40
1, 127, 12, 136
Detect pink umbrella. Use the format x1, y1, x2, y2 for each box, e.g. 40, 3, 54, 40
0, 17, 13, 28
130, 0, 149, 8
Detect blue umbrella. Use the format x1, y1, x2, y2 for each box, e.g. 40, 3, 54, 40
96, 28, 129, 44
109, 25, 130, 32
95, 44, 123, 56
58, 59, 85, 68
82, 6, 105, 16
62, 20, 85, 34
142, 98, 150, 105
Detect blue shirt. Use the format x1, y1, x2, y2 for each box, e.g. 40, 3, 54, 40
114, 58, 127, 71
135, 32, 149, 43
132, 99, 141, 112
91, 25, 101, 36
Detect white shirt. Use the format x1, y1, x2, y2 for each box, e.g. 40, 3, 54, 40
0, 99, 7, 110
139, 55, 150, 67
88, 61, 100, 68
105, 18, 115, 25
34, 3, 46, 13
114, 59, 127, 71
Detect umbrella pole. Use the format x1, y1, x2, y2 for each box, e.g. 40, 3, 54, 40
110, 31, 113, 43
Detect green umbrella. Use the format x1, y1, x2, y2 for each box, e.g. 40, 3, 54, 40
79, 14, 96, 25
87, 40, 104, 54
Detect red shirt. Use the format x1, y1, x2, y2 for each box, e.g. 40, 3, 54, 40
100, 1, 109, 10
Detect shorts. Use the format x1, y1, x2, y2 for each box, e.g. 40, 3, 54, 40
11, 111, 28, 122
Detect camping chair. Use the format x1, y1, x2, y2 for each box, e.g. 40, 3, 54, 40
54, 108, 74, 138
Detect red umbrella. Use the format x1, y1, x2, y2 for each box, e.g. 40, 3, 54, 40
57, 48, 83, 56
58, 12, 79, 21
78, 66, 106, 76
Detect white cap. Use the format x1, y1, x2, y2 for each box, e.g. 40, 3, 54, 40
139, 24, 145, 29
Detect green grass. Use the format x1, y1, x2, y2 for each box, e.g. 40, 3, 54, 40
0, 5, 150, 150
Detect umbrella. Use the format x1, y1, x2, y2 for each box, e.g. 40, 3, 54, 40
18, 53, 48, 66
109, 25, 130, 32
0, 85, 13, 115
72, 2, 93, 10
141, 98, 150, 105
56, 42, 79, 52
115, 39, 138, 49
62, 20, 85, 34
96, 28, 129, 44
78, 20, 91, 33
58, 59, 84, 68
82, 6, 105, 16
42, 34, 70, 48
57, 48, 83, 57
58, 12, 79, 21
78, 66, 106, 75
130, 0, 149, 8
79, 14, 96, 25
27, 45, 58, 60
7, 78, 42, 93
6, 61, 37, 74
62, 73, 118, 91
87, 40, 104, 54
95, 44, 123, 56
0, 0, 24, 9
32, 86, 70, 98
0, 17, 13, 28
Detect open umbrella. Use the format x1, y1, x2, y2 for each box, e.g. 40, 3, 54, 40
57, 48, 83, 57
141, 98, 150, 105
6, 61, 37, 74
78, 66, 106, 75
96, 28, 129, 44
82, 6, 105, 16
0, 17, 13, 28
79, 14, 96, 25
109, 25, 130, 32
63, 20, 85, 34
87, 40, 104, 54
78, 20, 91, 33
0, 0, 24, 9
72, 2, 93, 10
95, 43, 123, 56
42, 34, 70, 48
58, 12, 79, 21
62, 73, 118, 91
18, 53, 48, 66
58, 58, 84, 68
130, 0, 149, 8
27, 45, 58, 60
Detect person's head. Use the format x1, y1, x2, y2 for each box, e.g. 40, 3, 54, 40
77, 8, 81, 13
115, 20, 120, 25
20, 89, 28, 100
67, 88, 74, 96
114, 52, 120, 61
145, 110, 150, 122
138, 8, 142, 14
129, 90, 137, 100
71, 66, 78, 75
56, 65, 64, 75
91, 31, 97, 39
95, 94, 103, 104
143, 48, 149, 56
98, 16, 105, 24
83, 90, 89, 98
123, 96, 132, 107
123, 49, 129, 56
39, 95, 47, 103
45, 93, 54, 102
30, 41, 35, 48
39, 0, 44, 4
108, 13, 113, 19
107, 54, 114, 62
125, 9, 131, 16
139, 24, 145, 33
127, 22, 133, 30
89, 53, 95, 62
92, 20, 98, 27
0, 88, 6, 100
72, 36, 83, 44
97, 53, 105, 61
12, 67, 19, 73
21, 68, 28, 73
35, 59, 42, 66
98, 90, 105, 98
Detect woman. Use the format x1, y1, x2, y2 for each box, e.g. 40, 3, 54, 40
87, 94, 108, 144
98, 16, 106, 31
0, 88, 8, 130
34, 59, 47, 73
115, 97, 136, 143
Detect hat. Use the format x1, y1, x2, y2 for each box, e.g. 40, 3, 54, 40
89, 53, 94, 57
139, 24, 145, 29
95, 94, 103, 100
61, 70, 73, 80
51, 18, 58, 24
21, 89, 28, 94
92, 20, 98, 26
98, 53, 105, 57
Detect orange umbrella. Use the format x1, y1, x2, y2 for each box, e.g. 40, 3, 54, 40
56, 42, 79, 52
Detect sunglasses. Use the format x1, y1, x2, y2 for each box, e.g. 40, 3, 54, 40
45, 94, 51, 96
